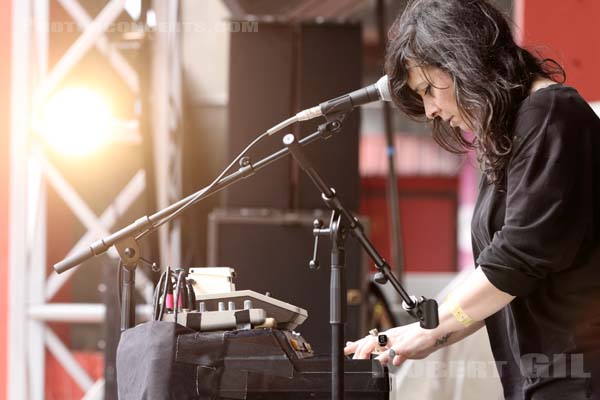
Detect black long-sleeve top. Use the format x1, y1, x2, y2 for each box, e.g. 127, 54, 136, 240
471, 84, 600, 399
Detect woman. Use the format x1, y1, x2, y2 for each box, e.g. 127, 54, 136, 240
344, 0, 600, 399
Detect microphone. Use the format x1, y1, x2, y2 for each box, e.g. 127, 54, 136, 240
266, 75, 392, 135
296, 75, 392, 121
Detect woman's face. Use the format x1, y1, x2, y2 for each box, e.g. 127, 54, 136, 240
406, 63, 470, 131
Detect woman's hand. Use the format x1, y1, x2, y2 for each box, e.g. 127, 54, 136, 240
344, 322, 441, 366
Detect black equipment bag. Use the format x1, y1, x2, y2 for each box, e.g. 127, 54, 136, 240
117, 321, 390, 399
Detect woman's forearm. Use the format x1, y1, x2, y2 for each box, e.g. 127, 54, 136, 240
429, 267, 514, 339
429, 320, 485, 350
346, 267, 513, 361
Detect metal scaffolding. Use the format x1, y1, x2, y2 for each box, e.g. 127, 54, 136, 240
8, 0, 182, 398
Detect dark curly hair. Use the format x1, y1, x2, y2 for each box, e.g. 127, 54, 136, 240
385, 0, 565, 187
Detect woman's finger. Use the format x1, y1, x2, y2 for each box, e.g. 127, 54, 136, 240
375, 350, 390, 365
392, 352, 407, 367
351, 339, 366, 359
375, 347, 408, 367
344, 340, 358, 355
355, 337, 378, 359
349, 336, 371, 359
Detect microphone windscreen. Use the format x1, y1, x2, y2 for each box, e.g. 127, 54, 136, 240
376, 75, 392, 102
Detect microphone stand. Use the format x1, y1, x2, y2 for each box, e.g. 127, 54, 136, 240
53, 124, 347, 330
283, 113, 439, 400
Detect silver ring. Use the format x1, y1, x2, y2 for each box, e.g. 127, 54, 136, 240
369, 328, 379, 337
388, 348, 396, 359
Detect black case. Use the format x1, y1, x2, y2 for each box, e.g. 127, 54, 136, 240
117, 321, 390, 399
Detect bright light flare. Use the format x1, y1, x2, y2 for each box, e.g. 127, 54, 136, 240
36, 88, 113, 157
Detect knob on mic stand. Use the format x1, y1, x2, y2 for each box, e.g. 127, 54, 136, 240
309, 219, 325, 270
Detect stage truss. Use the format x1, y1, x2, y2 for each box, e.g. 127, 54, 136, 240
9, 0, 183, 398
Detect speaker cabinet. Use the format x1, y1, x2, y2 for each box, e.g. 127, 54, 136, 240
226, 21, 362, 211
207, 208, 368, 354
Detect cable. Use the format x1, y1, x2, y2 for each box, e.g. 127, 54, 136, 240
117, 259, 123, 310
185, 279, 196, 311
135, 129, 274, 240
174, 269, 184, 324
179, 272, 189, 310
158, 267, 172, 321
266, 115, 298, 136
153, 270, 167, 320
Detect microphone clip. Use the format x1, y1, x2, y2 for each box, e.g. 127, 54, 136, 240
317, 111, 348, 140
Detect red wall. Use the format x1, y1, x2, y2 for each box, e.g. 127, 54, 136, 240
45, 352, 103, 400
0, 0, 11, 398
516, 0, 600, 102
360, 176, 458, 273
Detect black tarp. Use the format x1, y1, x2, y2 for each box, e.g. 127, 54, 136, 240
117, 321, 389, 400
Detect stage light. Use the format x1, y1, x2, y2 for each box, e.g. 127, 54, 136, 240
35, 87, 113, 157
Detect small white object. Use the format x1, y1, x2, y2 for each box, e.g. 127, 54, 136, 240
189, 267, 236, 295
295, 106, 322, 121
376, 75, 392, 102
267, 115, 299, 136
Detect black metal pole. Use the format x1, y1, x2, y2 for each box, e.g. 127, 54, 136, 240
376, 0, 405, 282
330, 213, 346, 400
120, 264, 136, 331
285, 131, 348, 400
